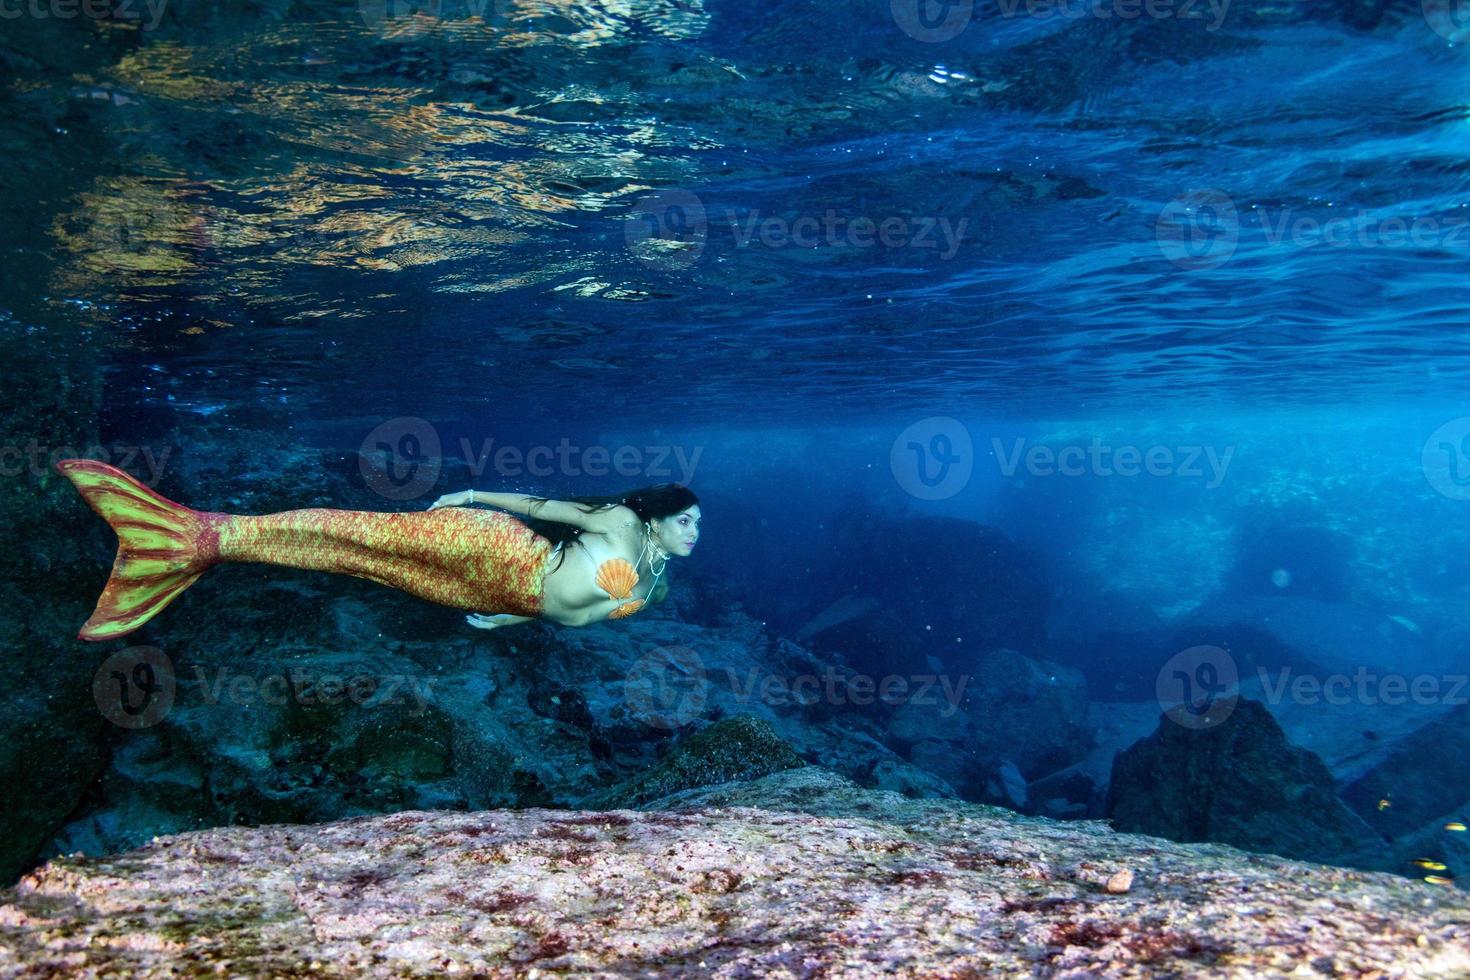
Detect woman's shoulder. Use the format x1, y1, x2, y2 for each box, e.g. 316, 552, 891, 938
585, 503, 642, 536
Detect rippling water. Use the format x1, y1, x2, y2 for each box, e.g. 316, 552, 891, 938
4, 0, 1470, 426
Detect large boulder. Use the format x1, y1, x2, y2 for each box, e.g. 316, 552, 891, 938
1106, 698, 1380, 866
966, 648, 1092, 779
1179, 595, 1435, 678
888, 648, 1092, 803
1339, 703, 1470, 841
825, 509, 1050, 668
1222, 520, 1355, 602
4, 767, 1468, 976
594, 716, 804, 808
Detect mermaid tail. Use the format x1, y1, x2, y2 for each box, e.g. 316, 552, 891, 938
56, 459, 552, 641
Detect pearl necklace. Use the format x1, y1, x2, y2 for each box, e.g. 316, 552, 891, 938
639, 528, 668, 594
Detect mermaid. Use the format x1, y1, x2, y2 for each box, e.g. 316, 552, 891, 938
54, 458, 701, 641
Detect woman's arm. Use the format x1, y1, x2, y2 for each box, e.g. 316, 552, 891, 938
428, 490, 634, 533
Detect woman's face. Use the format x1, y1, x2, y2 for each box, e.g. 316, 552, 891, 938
653, 505, 702, 557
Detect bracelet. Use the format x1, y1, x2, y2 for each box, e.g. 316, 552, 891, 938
468, 490, 475, 504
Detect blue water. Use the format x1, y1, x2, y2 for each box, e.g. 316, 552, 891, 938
4, 0, 1470, 907
8, 0, 1468, 425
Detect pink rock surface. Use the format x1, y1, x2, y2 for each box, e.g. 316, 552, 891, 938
2, 769, 1467, 978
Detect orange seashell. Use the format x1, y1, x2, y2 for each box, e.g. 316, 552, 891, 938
595, 558, 639, 599
608, 599, 644, 619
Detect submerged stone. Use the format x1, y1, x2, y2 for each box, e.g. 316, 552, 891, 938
1, 767, 1465, 977
595, 715, 804, 809
1106, 698, 1380, 865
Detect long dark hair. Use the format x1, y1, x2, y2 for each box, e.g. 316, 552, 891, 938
523, 483, 700, 572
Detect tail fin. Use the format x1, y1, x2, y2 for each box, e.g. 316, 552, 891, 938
56, 459, 215, 641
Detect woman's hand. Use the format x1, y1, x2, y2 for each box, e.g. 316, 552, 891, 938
428, 491, 472, 510
466, 613, 528, 630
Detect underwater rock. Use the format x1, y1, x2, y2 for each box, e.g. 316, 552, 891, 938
37, 637, 601, 864
888, 647, 1091, 803
594, 715, 804, 809
1106, 699, 1380, 866
792, 603, 924, 680
1180, 595, 1433, 679
40, 605, 987, 872
863, 758, 958, 800
1339, 703, 1470, 842
793, 594, 882, 642
1026, 761, 1104, 820
988, 760, 1029, 809
1223, 521, 1355, 602
0, 330, 115, 885
827, 508, 1050, 665
966, 648, 1092, 780
3, 767, 1467, 978
1372, 802, 1470, 889
0, 703, 109, 886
